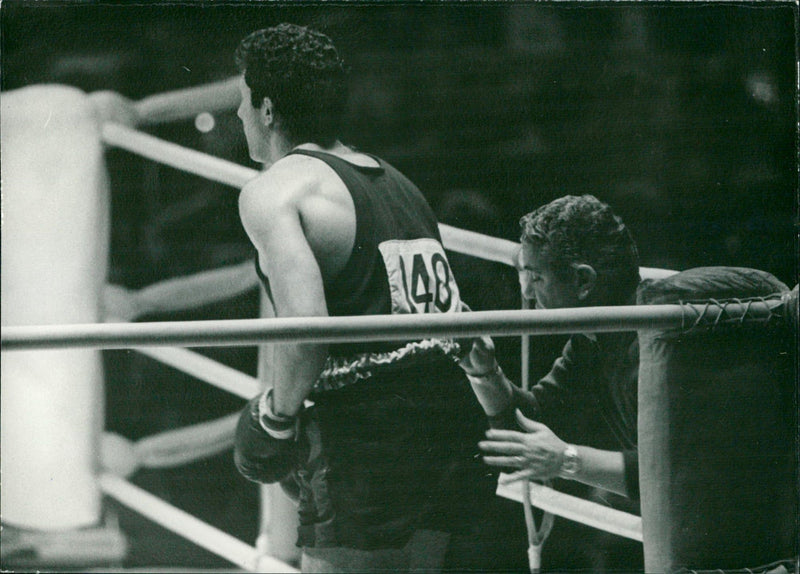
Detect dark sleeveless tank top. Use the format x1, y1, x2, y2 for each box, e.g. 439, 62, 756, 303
256, 148, 464, 363
249, 150, 494, 549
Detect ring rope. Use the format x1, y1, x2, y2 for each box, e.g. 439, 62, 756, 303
496, 475, 643, 542
102, 415, 239, 475
681, 293, 790, 333
101, 272, 263, 470
102, 121, 686, 275
102, 122, 258, 188
101, 122, 522, 264
133, 76, 240, 126
2, 300, 786, 351
100, 261, 262, 469
102, 261, 259, 323
135, 346, 260, 399
99, 345, 265, 473
100, 75, 684, 276
439, 222, 518, 266
131, 413, 237, 470
98, 473, 298, 573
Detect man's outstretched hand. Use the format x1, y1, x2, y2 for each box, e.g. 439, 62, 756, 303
480, 409, 568, 484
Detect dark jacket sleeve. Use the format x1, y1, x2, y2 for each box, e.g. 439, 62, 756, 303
488, 335, 595, 430
487, 334, 641, 499
233, 396, 297, 484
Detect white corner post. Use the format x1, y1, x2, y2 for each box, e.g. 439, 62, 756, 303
1, 85, 110, 529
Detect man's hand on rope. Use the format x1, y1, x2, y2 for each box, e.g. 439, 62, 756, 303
457, 335, 498, 376
458, 335, 514, 417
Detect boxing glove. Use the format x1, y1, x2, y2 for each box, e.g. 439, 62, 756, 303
234, 389, 300, 484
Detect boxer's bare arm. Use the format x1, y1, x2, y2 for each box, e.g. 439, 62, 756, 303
238, 155, 353, 417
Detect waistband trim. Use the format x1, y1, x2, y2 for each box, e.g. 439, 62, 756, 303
312, 339, 463, 394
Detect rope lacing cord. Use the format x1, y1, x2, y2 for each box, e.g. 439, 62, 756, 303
680, 556, 799, 574
679, 294, 784, 334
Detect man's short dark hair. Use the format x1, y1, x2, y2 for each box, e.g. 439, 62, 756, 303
520, 195, 641, 304
235, 23, 348, 147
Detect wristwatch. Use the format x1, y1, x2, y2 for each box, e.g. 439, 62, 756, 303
558, 445, 581, 478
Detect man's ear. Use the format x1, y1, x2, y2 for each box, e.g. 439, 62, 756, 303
259, 97, 273, 127
574, 264, 597, 301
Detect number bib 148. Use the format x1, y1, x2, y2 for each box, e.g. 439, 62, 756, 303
379, 238, 462, 315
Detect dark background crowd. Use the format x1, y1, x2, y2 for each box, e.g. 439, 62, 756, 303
2, 1, 797, 569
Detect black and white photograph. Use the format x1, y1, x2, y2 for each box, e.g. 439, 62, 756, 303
1, 2, 797, 573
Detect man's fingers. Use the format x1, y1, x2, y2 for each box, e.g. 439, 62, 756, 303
478, 440, 524, 455
483, 455, 526, 468
485, 428, 526, 442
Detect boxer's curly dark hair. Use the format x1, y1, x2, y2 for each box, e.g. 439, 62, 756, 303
520, 195, 641, 305
235, 23, 348, 147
